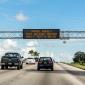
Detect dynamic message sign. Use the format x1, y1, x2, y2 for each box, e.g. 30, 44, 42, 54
23, 29, 60, 39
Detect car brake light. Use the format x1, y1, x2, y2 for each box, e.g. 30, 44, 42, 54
17, 59, 20, 62
49, 61, 52, 64
39, 61, 42, 64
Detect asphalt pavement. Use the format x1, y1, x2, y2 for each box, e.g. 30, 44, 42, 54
0, 63, 85, 85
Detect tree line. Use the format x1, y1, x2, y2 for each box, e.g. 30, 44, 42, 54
73, 51, 85, 64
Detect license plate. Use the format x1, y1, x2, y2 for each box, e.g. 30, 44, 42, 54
14, 63, 18, 65
8, 63, 12, 65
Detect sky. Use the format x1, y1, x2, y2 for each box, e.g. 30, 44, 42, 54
0, 0, 85, 62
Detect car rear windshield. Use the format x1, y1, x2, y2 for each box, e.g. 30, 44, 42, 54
4, 53, 20, 58
27, 58, 34, 59
39, 57, 52, 61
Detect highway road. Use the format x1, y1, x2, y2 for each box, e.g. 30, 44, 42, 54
0, 63, 85, 85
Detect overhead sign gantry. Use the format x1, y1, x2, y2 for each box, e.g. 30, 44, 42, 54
0, 29, 85, 39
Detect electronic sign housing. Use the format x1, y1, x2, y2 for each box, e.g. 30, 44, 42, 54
23, 29, 60, 39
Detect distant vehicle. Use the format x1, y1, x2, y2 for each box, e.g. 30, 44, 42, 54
37, 57, 54, 71
34, 57, 39, 62
1, 52, 23, 70
26, 58, 35, 64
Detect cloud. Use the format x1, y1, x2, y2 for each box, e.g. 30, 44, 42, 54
2, 39, 17, 49
59, 52, 73, 63
27, 40, 38, 47
15, 12, 28, 22
1, 12, 29, 22
0, 39, 18, 58
40, 51, 54, 58
21, 47, 36, 58
21, 40, 39, 58
0, 40, 39, 58
61, 39, 85, 44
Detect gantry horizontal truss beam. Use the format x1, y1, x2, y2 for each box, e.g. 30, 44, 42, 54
60, 31, 85, 39
0, 31, 23, 39
0, 31, 85, 39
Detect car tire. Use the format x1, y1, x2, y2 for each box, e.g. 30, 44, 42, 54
37, 67, 40, 71
51, 67, 53, 71
5, 66, 8, 69
17, 65, 20, 70
1, 65, 4, 69
20, 65, 23, 69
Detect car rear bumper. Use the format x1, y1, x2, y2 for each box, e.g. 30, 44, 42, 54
1, 63, 20, 66
38, 64, 53, 69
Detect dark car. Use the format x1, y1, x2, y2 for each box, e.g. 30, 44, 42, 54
1, 52, 23, 70
37, 57, 54, 71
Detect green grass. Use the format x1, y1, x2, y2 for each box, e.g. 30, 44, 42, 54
69, 63, 85, 70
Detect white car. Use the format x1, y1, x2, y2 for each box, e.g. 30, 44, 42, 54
26, 58, 35, 64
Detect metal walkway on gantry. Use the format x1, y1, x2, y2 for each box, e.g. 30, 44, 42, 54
0, 30, 85, 39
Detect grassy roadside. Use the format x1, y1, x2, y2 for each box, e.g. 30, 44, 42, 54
65, 63, 85, 70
